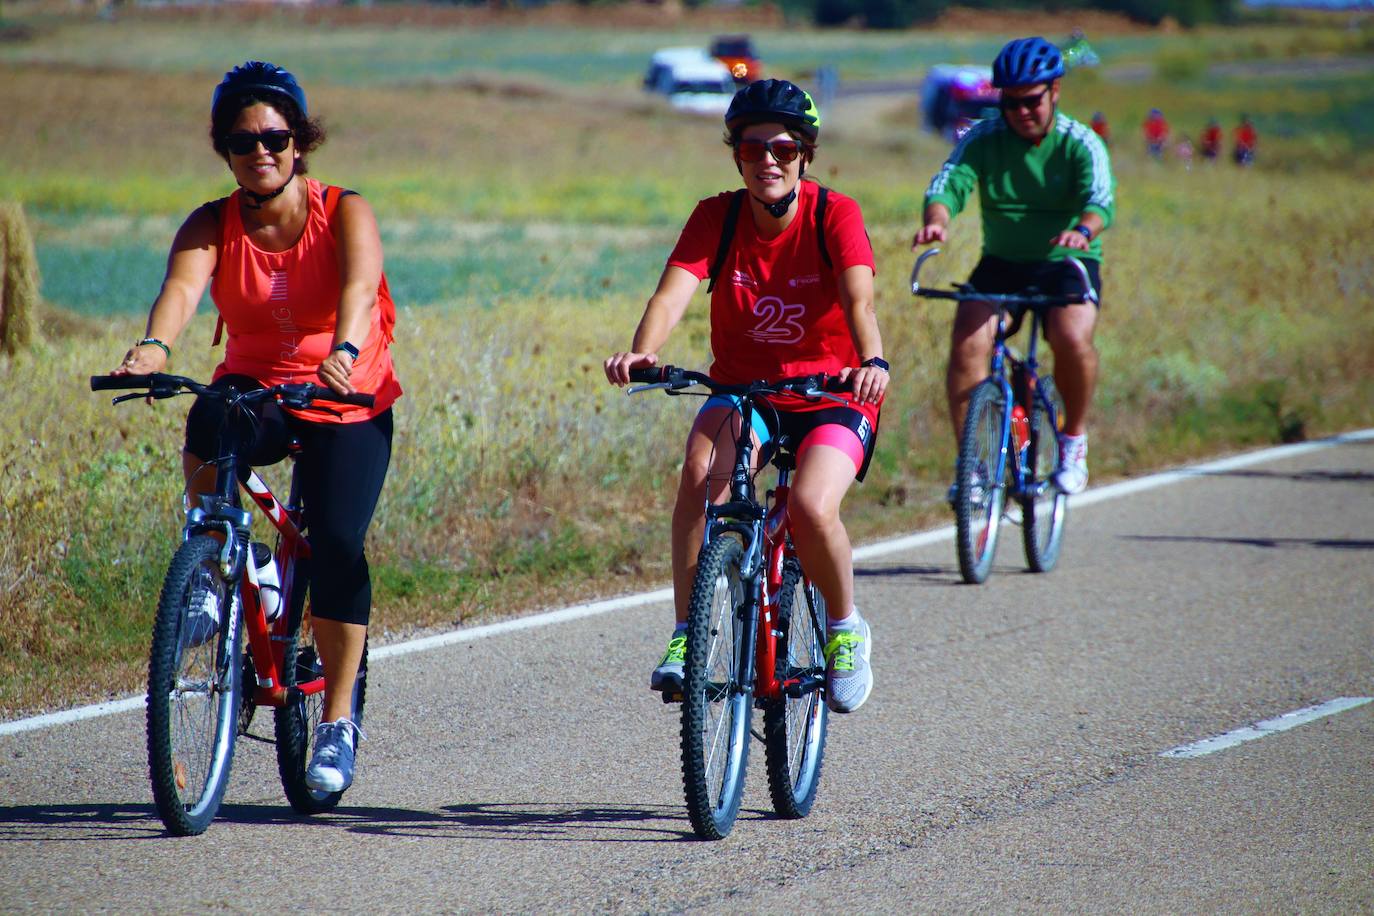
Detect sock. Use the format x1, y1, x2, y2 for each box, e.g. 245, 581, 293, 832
828, 607, 862, 631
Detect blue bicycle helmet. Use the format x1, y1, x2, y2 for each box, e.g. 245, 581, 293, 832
212, 61, 308, 121
992, 37, 1065, 89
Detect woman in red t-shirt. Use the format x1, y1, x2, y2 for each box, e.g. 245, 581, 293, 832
110, 62, 400, 795
605, 80, 889, 714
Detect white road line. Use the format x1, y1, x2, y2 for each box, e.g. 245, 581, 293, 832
1160, 697, 1374, 759
3, 428, 1371, 738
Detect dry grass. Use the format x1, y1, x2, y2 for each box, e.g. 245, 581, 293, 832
1, 16, 1373, 716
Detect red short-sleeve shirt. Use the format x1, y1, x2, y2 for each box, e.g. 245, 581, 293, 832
667, 181, 878, 414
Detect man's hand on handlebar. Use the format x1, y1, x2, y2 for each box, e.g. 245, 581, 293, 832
912, 223, 948, 249
604, 350, 659, 387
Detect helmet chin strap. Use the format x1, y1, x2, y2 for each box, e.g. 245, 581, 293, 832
240, 172, 294, 210
754, 187, 796, 219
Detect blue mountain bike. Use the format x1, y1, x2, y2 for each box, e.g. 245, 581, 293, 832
911, 249, 1094, 584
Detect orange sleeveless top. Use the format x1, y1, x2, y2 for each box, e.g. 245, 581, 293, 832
211, 178, 402, 424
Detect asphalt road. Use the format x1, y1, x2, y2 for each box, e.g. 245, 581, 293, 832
2, 436, 1371, 913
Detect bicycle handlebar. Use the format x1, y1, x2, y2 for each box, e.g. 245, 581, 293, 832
909, 248, 1097, 309
90, 373, 376, 409
627, 365, 850, 400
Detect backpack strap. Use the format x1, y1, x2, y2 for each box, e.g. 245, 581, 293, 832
203, 196, 229, 347
815, 185, 833, 270
706, 189, 746, 293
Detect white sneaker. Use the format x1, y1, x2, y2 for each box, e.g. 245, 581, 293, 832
306, 718, 365, 793
824, 612, 873, 714
1052, 434, 1089, 495
184, 585, 221, 648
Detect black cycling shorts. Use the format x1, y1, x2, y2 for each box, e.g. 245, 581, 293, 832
968, 255, 1103, 308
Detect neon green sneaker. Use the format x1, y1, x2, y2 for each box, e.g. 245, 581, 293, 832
824, 615, 873, 713
650, 629, 687, 692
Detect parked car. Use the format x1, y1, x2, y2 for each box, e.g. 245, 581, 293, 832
665, 59, 737, 116
920, 65, 1000, 141
710, 34, 762, 84
643, 47, 716, 95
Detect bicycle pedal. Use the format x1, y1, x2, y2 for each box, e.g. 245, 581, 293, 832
660, 690, 683, 705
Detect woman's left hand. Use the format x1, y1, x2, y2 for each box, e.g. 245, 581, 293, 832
840, 364, 888, 406
318, 349, 357, 396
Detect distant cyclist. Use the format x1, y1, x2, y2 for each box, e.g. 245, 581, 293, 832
1200, 117, 1223, 161
109, 61, 402, 794
1090, 111, 1111, 147
605, 79, 888, 713
913, 36, 1115, 497
1233, 114, 1257, 166
1143, 108, 1170, 159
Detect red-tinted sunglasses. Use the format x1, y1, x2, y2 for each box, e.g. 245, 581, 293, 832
226, 130, 294, 156
734, 138, 809, 164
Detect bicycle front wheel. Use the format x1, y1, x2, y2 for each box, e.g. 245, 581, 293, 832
275, 557, 368, 814
763, 557, 828, 819
146, 535, 244, 836
1022, 376, 1069, 573
955, 379, 1008, 584
681, 534, 752, 840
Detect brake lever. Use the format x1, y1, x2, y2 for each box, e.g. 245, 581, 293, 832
628, 380, 693, 395
111, 392, 145, 405
801, 388, 847, 405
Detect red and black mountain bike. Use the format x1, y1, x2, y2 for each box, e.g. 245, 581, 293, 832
91, 373, 372, 836
629, 366, 844, 840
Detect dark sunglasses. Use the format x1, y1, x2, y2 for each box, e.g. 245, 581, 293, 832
225, 130, 294, 156
734, 138, 808, 164
999, 88, 1050, 112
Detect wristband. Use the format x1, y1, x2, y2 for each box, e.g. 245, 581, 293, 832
861, 356, 890, 372
1073, 224, 1093, 241
332, 341, 360, 361
137, 338, 171, 359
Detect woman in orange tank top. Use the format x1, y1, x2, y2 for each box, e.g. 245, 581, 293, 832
110, 61, 400, 796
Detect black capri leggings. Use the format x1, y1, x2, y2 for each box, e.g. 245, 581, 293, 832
185, 374, 393, 626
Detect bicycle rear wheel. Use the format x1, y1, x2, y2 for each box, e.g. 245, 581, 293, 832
146, 535, 243, 836
1022, 376, 1069, 573
763, 557, 828, 819
681, 534, 752, 840
955, 379, 1008, 584
275, 557, 368, 814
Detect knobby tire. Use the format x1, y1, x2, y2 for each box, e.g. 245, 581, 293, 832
681, 534, 752, 840
956, 380, 1008, 584
762, 557, 828, 819
274, 555, 368, 814
1022, 376, 1069, 573
146, 535, 243, 836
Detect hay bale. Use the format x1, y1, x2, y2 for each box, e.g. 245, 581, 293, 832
0, 200, 42, 354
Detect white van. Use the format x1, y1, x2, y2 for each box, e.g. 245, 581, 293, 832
644, 48, 736, 116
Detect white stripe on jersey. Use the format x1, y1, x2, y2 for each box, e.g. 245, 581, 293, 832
1056, 113, 1114, 212
925, 118, 1006, 200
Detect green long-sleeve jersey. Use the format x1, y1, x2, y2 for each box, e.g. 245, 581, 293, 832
924, 111, 1116, 263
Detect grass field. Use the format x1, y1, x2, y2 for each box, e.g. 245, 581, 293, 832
1, 6, 1372, 715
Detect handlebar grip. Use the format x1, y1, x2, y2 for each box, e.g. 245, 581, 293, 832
90, 374, 153, 391
628, 366, 667, 384
338, 393, 376, 408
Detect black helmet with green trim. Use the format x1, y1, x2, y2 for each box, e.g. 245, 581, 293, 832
724, 78, 821, 143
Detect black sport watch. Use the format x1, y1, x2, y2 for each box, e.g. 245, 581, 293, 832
861, 356, 890, 372
333, 341, 360, 361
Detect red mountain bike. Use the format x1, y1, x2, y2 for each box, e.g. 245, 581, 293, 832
91, 373, 372, 836
629, 366, 844, 840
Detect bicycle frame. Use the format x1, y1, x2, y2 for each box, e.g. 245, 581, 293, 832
185, 432, 320, 711
700, 395, 821, 707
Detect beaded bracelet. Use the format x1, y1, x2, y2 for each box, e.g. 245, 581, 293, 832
137, 337, 171, 359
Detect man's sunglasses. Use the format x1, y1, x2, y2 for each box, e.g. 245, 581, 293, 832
225, 130, 294, 156
734, 138, 809, 164
999, 89, 1050, 112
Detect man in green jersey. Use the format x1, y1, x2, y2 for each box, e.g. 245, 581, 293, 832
914, 36, 1115, 496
